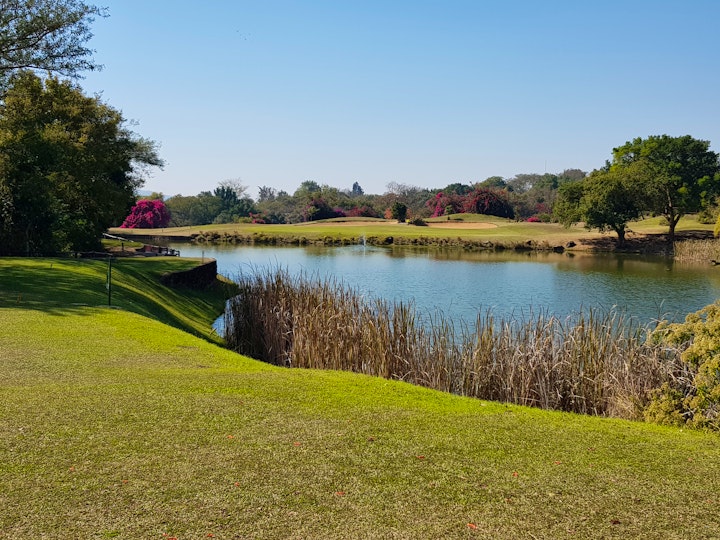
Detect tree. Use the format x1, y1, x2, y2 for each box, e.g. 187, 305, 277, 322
0, 73, 162, 254
391, 201, 407, 222
555, 166, 644, 246
463, 188, 514, 219
553, 180, 585, 227
611, 135, 720, 241
580, 168, 643, 246
478, 176, 507, 189
304, 196, 343, 221
212, 181, 256, 224
0, 0, 106, 93
351, 181, 364, 197
294, 180, 321, 202
216, 178, 248, 200
257, 185, 276, 203
165, 192, 221, 227
120, 199, 170, 229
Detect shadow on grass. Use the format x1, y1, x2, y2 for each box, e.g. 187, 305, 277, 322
579, 230, 713, 254
0, 257, 232, 342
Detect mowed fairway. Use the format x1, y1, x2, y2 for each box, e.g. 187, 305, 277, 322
1, 258, 719, 538
109, 213, 716, 248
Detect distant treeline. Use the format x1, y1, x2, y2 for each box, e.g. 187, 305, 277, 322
152, 170, 587, 228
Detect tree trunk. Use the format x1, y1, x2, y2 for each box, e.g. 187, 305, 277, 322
614, 225, 626, 247
667, 212, 682, 244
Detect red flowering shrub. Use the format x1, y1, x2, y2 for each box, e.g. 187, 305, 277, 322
463, 188, 514, 219
120, 199, 171, 228
427, 192, 464, 217
345, 206, 381, 218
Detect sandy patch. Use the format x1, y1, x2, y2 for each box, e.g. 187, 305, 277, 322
313, 220, 500, 229
426, 222, 499, 229
316, 220, 390, 227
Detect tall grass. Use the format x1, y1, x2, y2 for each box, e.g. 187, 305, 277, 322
225, 268, 684, 419
673, 238, 720, 261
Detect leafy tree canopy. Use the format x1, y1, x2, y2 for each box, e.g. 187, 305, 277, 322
0, 0, 106, 93
0, 72, 162, 253
611, 135, 720, 240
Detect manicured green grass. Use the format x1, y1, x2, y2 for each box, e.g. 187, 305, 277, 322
110, 214, 714, 248
0, 257, 231, 343
1, 258, 719, 538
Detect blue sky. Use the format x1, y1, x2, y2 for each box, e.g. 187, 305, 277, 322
82, 1, 720, 198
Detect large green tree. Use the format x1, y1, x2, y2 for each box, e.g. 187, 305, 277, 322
611, 135, 720, 241
165, 192, 221, 227
0, 0, 105, 93
0, 72, 162, 254
554, 166, 644, 246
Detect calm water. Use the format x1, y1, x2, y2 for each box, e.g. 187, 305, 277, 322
171, 243, 720, 325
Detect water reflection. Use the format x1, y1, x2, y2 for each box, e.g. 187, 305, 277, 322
170, 243, 720, 325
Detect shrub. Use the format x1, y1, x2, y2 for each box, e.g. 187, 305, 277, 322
463, 188, 515, 219
345, 206, 381, 218
650, 302, 720, 430
391, 202, 408, 222
303, 197, 344, 221
120, 199, 171, 229
409, 217, 427, 226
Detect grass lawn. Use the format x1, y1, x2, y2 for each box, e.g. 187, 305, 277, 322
1, 257, 719, 538
108, 214, 715, 249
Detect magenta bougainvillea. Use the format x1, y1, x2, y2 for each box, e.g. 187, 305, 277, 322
427, 192, 465, 218
425, 189, 513, 219
462, 188, 514, 219
120, 199, 171, 228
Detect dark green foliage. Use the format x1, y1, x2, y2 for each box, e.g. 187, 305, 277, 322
391, 201, 407, 222
0, 73, 161, 254
612, 135, 720, 241
566, 167, 644, 246
350, 181, 364, 196
213, 182, 257, 224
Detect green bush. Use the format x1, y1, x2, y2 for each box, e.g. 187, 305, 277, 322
650, 302, 720, 430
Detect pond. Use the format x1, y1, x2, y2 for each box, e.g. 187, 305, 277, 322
170, 243, 720, 326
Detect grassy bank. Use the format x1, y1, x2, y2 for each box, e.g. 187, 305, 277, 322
109, 214, 715, 252
1, 258, 719, 538
0, 257, 231, 343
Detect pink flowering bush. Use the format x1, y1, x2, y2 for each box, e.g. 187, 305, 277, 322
120, 199, 171, 228
427, 192, 464, 218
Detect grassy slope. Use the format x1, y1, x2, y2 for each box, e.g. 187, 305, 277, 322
0, 257, 231, 344
108, 214, 715, 246
1, 258, 719, 539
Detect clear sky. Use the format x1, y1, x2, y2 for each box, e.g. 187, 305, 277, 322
81, 0, 720, 198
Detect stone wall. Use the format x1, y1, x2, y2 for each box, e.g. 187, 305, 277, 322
160, 260, 218, 289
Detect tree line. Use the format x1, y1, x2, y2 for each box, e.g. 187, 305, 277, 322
151, 136, 720, 247
1, 1, 719, 255
150, 170, 589, 229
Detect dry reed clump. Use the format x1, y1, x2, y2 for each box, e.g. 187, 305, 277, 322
673, 238, 720, 261
224, 268, 683, 420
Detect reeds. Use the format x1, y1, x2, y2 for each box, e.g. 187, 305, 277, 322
673, 238, 720, 261
224, 268, 683, 419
